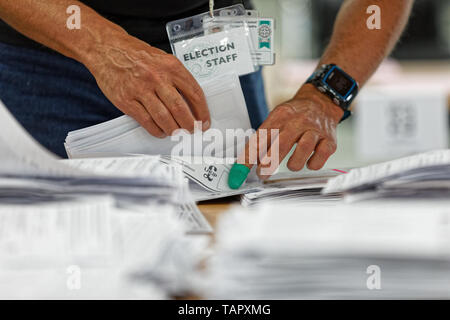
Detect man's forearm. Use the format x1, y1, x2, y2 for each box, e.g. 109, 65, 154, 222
0, 0, 127, 65
317, 0, 414, 86
234, 0, 415, 183
0, 0, 211, 138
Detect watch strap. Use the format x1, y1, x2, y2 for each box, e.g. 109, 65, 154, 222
306, 64, 358, 122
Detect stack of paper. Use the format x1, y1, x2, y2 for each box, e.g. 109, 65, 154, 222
159, 155, 261, 202
323, 149, 450, 201
0, 100, 213, 234
0, 100, 211, 298
240, 169, 346, 207
0, 98, 183, 203
0, 196, 208, 299
64, 73, 251, 159
61, 72, 263, 203
61, 71, 350, 204
203, 201, 450, 299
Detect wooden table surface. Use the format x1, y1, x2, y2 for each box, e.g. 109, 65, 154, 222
172, 199, 237, 299
197, 197, 238, 229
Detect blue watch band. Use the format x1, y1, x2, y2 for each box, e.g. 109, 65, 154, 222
306, 64, 359, 122
340, 110, 352, 123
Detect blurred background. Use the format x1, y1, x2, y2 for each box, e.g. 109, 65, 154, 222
253, 0, 450, 170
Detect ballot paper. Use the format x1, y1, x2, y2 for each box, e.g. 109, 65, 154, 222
0, 99, 212, 234
241, 168, 346, 207
0, 98, 211, 298
0, 98, 183, 184
202, 201, 450, 299
323, 149, 450, 201
0, 100, 82, 178
159, 155, 261, 201
62, 73, 261, 203
0, 196, 208, 299
0, 155, 185, 212
0, 157, 213, 234
159, 155, 347, 203
64, 73, 251, 159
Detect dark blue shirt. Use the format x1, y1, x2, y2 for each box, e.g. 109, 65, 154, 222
0, 0, 251, 53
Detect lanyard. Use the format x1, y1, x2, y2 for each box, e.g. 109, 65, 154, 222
209, 0, 214, 17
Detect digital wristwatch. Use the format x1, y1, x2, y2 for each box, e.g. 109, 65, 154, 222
306, 64, 359, 122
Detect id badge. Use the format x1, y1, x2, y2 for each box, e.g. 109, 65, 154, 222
202, 10, 276, 66
167, 5, 256, 82
172, 27, 254, 81
245, 11, 276, 65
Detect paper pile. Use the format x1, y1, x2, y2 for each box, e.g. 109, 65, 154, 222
63, 157, 213, 234
64, 73, 251, 159
159, 155, 261, 202
203, 201, 450, 299
0, 99, 211, 298
323, 149, 450, 201
0, 100, 212, 234
0, 196, 208, 299
240, 169, 346, 207
61, 72, 265, 203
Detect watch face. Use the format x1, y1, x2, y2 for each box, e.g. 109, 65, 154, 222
326, 68, 354, 97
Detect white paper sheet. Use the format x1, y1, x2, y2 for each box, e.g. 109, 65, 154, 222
0, 196, 206, 299
62, 156, 183, 181
62, 157, 213, 233
204, 200, 450, 299
159, 156, 262, 201
0, 100, 83, 177
323, 149, 450, 194
0, 196, 116, 263
177, 202, 213, 234
65, 73, 251, 159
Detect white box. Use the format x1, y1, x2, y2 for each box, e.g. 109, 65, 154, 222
355, 85, 448, 160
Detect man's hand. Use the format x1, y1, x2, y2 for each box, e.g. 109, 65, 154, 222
229, 0, 413, 188
84, 34, 211, 137
236, 84, 343, 180
0, 1, 211, 138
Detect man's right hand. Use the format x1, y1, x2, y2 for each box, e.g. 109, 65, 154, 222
84, 34, 211, 138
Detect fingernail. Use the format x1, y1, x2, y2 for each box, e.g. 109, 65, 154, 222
203, 120, 210, 131
228, 163, 250, 189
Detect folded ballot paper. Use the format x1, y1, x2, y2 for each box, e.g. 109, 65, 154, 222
202, 201, 450, 299
64, 73, 251, 159
323, 149, 450, 201
159, 156, 347, 203
0, 99, 212, 234
240, 169, 347, 207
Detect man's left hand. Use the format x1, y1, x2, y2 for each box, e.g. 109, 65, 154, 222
236, 84, 344, 179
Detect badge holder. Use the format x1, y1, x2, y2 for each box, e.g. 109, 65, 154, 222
167, 5, 247, 47
201, 9, 276, 66
166, 5, 256, 82
244, 10, 276, 66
